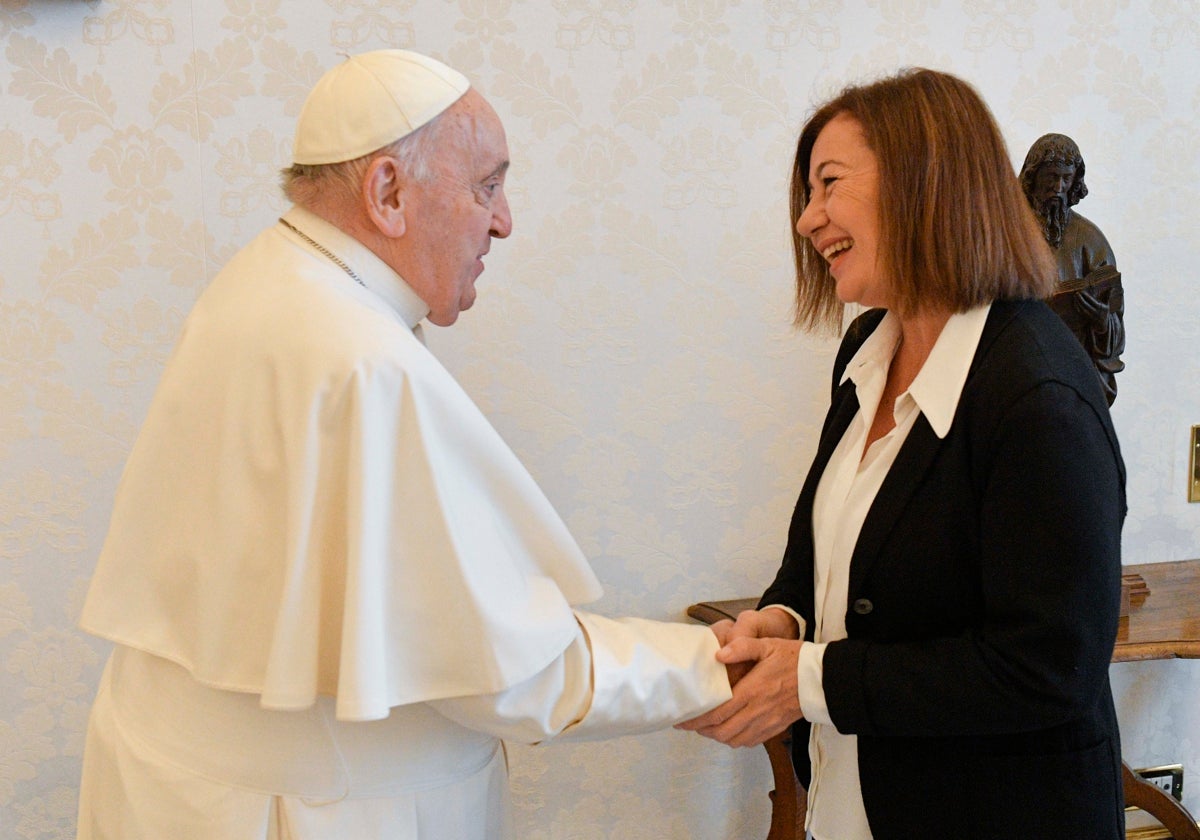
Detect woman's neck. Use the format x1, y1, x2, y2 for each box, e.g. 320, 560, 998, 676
862, 307, 953, 454
891, 307, 953, 390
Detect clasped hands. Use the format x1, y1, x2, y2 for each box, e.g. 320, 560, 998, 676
676, 608, 804, 748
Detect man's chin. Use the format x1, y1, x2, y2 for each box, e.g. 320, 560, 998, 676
426, 306, 461, 327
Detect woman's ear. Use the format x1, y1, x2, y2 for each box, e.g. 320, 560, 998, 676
362, 156, 406, 238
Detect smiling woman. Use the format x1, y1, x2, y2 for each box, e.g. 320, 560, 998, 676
794, 113, 882, 311
678, 68, 1129, 840
788, 69, 1056, 335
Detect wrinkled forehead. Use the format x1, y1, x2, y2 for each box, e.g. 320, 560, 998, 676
440, 89, 510, 170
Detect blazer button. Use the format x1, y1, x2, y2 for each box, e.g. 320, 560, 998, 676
852, 598, 874, 615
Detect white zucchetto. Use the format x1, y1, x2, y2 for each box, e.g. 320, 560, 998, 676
292, 50, 470, 165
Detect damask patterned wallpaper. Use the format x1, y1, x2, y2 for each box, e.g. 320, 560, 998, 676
2, 1, 1198, 838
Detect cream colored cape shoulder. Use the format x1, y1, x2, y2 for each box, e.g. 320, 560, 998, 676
81, 221, 602, 721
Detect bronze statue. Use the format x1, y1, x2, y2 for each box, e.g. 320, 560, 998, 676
1020, 133, 1124, 405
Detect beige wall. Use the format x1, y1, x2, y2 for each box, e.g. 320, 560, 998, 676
2, 1, 1198, 836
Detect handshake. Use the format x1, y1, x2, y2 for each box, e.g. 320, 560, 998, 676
675, 607, 806, 748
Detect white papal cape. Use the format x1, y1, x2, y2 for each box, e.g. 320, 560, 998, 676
77, 207, 729, 840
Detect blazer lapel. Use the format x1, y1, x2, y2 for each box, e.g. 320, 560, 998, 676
847, 415, 942, 597
799, 377, 863, 521
813, 379, 861, 486
844, 303, 1018, 595
780, 377, 861, 624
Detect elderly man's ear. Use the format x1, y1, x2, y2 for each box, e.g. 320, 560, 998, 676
363, 156, 407, 238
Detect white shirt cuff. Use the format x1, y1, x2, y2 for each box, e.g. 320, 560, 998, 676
555, 612, 732, 742
796, 640, 832, 726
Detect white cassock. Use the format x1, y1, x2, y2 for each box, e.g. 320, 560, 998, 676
76, 206, 731, 840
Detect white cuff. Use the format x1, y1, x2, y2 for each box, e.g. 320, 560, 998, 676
797, 641, 831, 726
554, 612, 732, 742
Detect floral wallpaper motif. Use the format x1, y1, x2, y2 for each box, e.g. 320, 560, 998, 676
2, 1, 1199, 837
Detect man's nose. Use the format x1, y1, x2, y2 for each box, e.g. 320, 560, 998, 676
491, 191, 512, 239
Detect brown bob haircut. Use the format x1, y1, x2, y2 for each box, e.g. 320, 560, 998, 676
790, 68, 1056, 333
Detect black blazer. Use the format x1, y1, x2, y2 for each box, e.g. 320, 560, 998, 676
761, 299, 1126, 839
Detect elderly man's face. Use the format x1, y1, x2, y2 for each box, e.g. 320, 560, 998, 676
399, 89, 512, 326
1033, 161, 1076, 206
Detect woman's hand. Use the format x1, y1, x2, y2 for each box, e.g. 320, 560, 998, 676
727, 607, 800, 642
678, 633, 804, 747
711, 608, 799, 689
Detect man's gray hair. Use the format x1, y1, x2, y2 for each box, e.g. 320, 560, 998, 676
280, 107, 449, 207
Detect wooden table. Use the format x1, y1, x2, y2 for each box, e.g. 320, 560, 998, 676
689, 559, 1200, 839
1113, 560, 1200, 839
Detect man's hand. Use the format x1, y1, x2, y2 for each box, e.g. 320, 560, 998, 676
677, 636, 804, 747
710, 618, 736, 647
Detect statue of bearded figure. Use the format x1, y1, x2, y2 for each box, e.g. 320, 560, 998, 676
1019, 133, 1125, 406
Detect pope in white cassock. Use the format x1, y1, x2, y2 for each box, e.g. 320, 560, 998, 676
75, 50, 732, 840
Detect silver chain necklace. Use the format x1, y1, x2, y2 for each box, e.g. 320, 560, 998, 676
278, 217, 366, 288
